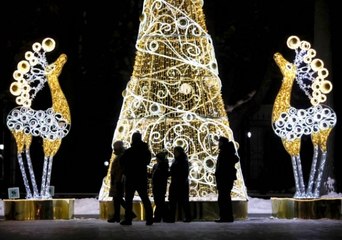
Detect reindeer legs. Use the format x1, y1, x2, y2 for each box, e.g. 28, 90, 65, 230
25, 149, 39, 198
291, 155, 306, 198
43, 156, 54, 198
17, 153, 33, 199
40, 156, 54, 198
295, 156, 306, 197
40, 139, 61, 198
40, 156, 49, 197
306, 145, 319, 197
313, 151, 327, 198
12, 132, 35, 198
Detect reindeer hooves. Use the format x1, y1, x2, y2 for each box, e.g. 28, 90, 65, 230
294, 192, 320, 199
293, 192, 306, 199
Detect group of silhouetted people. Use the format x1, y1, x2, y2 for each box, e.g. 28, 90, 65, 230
108, 132, 238, 225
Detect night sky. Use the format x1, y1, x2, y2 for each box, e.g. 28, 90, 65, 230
0, 0, 340, 196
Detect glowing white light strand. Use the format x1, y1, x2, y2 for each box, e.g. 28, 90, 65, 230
306, 146, 319, 197
291, 156, 302, 198
314, 151, 327, 197
17, 154, 33, 199
40, 157, 49, 197
7, 107, 70, 141
137, 0, 220, 78
25, 149, 39, 198
44, 157, 54, 198
272, 105, 336, 141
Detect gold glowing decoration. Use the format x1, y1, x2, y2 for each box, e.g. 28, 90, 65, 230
6, 38, 71, 199
272, 36, 336, 198
99, 0, 247, 201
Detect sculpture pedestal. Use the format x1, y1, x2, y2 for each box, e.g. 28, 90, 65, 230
99, 200, 248, 220
3, 198, 75, 220
271, 197, 342, 219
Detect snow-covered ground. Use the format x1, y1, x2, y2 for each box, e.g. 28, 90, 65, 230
1, 193, 341, 216
247, 196, 272, 214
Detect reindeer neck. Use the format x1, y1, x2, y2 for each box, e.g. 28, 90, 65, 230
272, 75, 295, 123
47, 74, 71, 123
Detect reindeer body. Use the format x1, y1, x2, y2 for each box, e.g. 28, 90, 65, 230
6, 39, 70, 199
272, 37, 336, 198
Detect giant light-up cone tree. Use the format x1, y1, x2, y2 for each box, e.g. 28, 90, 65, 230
100, 0, 247, 201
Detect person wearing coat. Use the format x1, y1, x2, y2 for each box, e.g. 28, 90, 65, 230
119, 132, 154, 225
151, 151, 169, 222
214, 136, 239, 222
108, 141, 127, 223
168, 146, 191, 222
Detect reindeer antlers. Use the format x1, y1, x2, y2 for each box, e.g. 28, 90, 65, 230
287, 35, 332, 106
9, 38, 56, 108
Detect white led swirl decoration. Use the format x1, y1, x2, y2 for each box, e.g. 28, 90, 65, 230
6, 38, 71, 199
99, 0, 247, 201
272, 36, 336, 198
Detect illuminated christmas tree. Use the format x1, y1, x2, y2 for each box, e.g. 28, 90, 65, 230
100, 0, 247, 201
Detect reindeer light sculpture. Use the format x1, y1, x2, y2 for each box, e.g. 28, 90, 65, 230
272, 36, 336, 198
6, 38, 70, 199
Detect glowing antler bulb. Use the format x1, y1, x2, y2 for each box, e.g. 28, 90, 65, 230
15, 96, 23, 105
319, 94, 327, 103
303, 55, 312, 64
307, 49, 316, 58
23, 99, 32, 108
13, 70, 23, 81
29, 57, 38, 66
32, 42, 42, 52
9, 82, 22, 96
300, 41, 311, 50
320, 80, 332, 94
25, 51, 34, 60
310, 98, 319, 106
42, 38, 55, 52
311, 59, 324, 71
318, 68, 329, 78
17, 60, 30, 74
287, 36, 300, 49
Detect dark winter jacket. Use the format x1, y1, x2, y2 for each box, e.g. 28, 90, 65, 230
168, 149, 189, 201
152, 161, 169, 196
120, 140, 151, 183
215, 137, 239, 191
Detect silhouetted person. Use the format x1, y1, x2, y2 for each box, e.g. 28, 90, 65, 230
119, 132, 153, 225
214, 136, 239, 222
108, 141, 136, 223
151, 151, 169, 222
168, 146, 191, 222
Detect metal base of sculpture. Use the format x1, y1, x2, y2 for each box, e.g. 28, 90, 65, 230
4, 199, 75, 220
271, 197, 342, 219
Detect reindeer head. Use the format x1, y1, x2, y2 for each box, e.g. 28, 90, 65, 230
9, 37, 62, 108
46, 53, 67, 77
274, 52, 296, 81
279, 35, 333, 106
